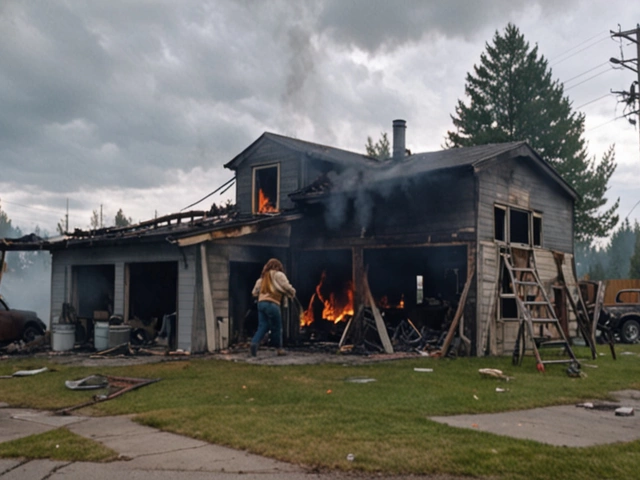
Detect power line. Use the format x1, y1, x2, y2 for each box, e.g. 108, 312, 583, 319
551, 33, 610, 66
585, 114, 627, 132
575, 93, 613, 110
564, 67, 615, 92
563, 61, 610, 85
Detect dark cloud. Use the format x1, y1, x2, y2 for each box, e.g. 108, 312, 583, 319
0, 0, 634, 235
316, 0, 578, 52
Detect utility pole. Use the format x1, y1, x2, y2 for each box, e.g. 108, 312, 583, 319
65, 198, 69, 233
610, 24, 640, 151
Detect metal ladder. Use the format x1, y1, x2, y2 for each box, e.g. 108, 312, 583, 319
500, 246, 578, 372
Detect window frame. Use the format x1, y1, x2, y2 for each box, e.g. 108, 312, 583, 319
251, 163, 280, 214
493, 203, 543, 248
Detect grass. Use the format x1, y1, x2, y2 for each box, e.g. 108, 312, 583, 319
0, 428, 118, 462
1, 344, 640, 479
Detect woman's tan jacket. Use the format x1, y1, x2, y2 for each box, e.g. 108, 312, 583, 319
252, 270, 296, 305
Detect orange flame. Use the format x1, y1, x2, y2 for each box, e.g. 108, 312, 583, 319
301, 271, 354, 326
258, 188, 278, 213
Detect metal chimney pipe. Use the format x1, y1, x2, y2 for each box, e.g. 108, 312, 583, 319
392, 119, 406, 160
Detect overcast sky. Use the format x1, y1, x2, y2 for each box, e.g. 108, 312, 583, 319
1, 0, 639, 239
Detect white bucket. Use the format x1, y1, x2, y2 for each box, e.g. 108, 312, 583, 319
94, 322, 109, 351
51, 324, 75, 352
109, 325, 131, 347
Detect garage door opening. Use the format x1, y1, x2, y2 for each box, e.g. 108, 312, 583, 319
127, 262, 178, 346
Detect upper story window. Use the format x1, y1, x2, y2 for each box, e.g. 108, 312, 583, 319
253, 164, 280, 214
494, 204, 543, 247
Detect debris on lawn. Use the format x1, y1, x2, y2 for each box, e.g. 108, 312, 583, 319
576, 402, 635, 417
478, 368, 512, 381
413, 367, 433, 373
566, 363, 586, 378
345, 377, 376, 383
615, 407, 635, 417
65, 374, 109, 390
57, 375, 161, 415
1, 367, 49, 378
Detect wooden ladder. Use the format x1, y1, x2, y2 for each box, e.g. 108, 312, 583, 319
500, 246, 578, 372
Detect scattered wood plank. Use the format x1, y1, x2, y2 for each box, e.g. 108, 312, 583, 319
362, 272, 393, 354
438, 264, 475, 358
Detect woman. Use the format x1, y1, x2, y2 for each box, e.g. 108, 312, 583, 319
250, 258, 296, 357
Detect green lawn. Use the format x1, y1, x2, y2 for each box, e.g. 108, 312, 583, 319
1, 344, 639, 479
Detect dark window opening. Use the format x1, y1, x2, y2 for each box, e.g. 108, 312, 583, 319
509, 208, 530, 245
533, 214, 542, 247
253, 165, 279, 214
494, 206, 506, 242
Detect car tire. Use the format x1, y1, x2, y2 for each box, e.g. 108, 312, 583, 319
22, 325, 43, 343
620, 318, 640, 344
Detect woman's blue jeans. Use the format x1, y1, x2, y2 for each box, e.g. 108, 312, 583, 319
252, 301, 283, 348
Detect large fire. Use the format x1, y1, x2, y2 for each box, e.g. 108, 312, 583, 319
301, 271, 354, 326
258, 188, 278, 213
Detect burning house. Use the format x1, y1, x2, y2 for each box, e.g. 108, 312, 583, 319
1, 120, 581, 358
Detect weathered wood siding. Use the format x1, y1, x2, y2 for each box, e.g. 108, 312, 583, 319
477, 241, 499, 356
50, 243, 197, 351
235, 139, 303, 215
476, 158, 574, 253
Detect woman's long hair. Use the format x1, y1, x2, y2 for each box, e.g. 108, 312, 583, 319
260, 258, 284, 295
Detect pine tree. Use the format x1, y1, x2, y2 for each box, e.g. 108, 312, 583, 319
365, 132, 390, 161
630, 222, 640, 279
606, 219, 636, 279
114, 208, 133, 227
445, 23, 619, 244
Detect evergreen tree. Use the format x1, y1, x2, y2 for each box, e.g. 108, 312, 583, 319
365, 132, 390, 161
445, 23, 618, 244
114, 208, 132, 227
630, 222, 640, 279
0, 200, 18, 238
606, 219, 636, 279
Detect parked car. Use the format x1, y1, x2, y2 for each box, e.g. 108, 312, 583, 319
600, 289, 640, 344
0, 296, 47, 344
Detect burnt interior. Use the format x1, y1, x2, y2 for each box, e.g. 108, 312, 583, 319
254, 165, 279, 213
365, 246, 467, 332
74, 265, 115, 318
128, 261, 178, 323
297, 249, 352, 342
290, 245, 467, 349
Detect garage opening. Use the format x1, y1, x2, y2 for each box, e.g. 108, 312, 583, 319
72, 264, 115, 343
298, 249, 353, 343
364, 246, 467, 334
127, 262, 178, 345
73, 265, 115, 318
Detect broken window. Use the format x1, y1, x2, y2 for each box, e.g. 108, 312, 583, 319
533, 213, 542, 247
494, 205, 506, 242
509, 208, 530, 245
494, 204, 543, 247
253, 164, 279, 214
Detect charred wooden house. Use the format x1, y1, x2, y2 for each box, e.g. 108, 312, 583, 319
6, 120, 580, 356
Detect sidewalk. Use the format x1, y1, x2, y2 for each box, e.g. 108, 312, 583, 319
0, 407, 309, 479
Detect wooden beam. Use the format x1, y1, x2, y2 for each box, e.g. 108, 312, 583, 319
439, 264, 475, 357
362, 272, 393, 354
200, 244, 217, 352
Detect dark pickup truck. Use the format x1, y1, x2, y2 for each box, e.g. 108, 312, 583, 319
599, 289, 640, 344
